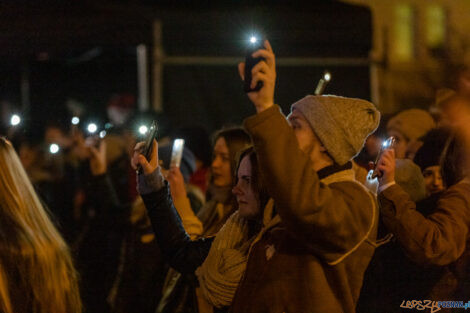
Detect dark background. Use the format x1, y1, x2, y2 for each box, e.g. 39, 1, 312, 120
0, 0, 372, 135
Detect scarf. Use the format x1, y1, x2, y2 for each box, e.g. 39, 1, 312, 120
195, 199, 274, 308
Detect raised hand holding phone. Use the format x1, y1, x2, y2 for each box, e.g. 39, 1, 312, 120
136, 121, 158, 174
238, 39, 276, 113
376, 148, 396, 187
132, 139, 159, 175
371, 136, 396, 179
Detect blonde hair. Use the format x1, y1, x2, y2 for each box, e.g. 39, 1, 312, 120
0, 138, 81, 313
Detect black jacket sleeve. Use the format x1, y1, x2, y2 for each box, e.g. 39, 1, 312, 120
141, 182, 214, 274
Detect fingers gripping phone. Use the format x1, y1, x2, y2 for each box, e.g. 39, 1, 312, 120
244, 36, 266, 93
370, 136, 396, 179
170, 139, 185, 168
138, 120, 158, 174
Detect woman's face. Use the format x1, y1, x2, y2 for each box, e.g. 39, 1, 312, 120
423, 165, 444, 196
211, 137, 232, 187
232, 155, 261, 219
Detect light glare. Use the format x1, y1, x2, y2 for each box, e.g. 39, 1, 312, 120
139, 125, 148, 135
10, 114, 21, 126
87, 123, 98, 134
71, 116, 80, 125
99, 130, 106, 138
49, 144, 60, 154
250, 36, 257, 44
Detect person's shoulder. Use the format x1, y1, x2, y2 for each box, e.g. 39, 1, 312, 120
443, 180, 470, 201
330, 180, 375, 206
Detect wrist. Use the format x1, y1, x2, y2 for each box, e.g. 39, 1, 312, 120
255, 101, 274, 113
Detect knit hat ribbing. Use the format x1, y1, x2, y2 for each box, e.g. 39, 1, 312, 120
290, 95, 380, 165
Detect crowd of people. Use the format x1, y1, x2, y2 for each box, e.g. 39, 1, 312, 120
1, 40, 470, 313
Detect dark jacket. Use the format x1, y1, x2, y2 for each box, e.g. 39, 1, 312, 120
141, 183, 230, 313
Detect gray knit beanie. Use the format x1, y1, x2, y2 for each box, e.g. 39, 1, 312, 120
291, 95, 380, 165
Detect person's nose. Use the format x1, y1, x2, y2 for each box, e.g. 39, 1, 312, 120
212, 156, 221, 169
232, 182, 242, 196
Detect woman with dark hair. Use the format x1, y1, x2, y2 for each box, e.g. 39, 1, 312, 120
151, 128, 251, 313
132, 142, 272, 313
360, 129, 470, 311
0, 137, 81, 313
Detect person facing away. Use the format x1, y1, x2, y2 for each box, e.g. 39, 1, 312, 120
227, 40, 380, 313
0, 137, 81, 313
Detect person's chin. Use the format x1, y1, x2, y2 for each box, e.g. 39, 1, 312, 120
238, 205, 250, 217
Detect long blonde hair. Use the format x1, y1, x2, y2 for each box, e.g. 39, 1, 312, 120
0, 138, 81, 313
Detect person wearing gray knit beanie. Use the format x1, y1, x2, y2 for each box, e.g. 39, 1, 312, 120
290, 95, 380, 166
233, 40, 383, 313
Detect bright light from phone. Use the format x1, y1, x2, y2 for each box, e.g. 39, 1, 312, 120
71, 116, 80, 125
250, 36, 257, 44
99, 130, 106, 138
49, 144, 60, 154
87, 123, 97, 134
382, 141, 389, 148
139, 125, 148, 135
324, 72, 331, 82
10, 114, 21, 126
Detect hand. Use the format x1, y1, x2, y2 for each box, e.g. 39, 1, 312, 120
238, 40, 276, 113
131, 139, 159, 175
88, 140, 107, 176
166, 166, 187, 199
376, 149, 396, 186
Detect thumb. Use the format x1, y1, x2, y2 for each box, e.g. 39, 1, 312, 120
238, 62, 245, 81
138, 154, 153, 174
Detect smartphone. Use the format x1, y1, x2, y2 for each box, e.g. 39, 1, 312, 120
170, 139, 185, 168
142, 120, 158, 160
244, 36, 266, 93
137, 120, 158, 174
371, 136, 396, 179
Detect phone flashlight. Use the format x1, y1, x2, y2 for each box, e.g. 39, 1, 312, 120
71, 117, 80, 125
314, 71, 332, 95
10, 114, 21, 126
49, 143, 60, 154
139, 125, 148, 135
87, 123, 98, 134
